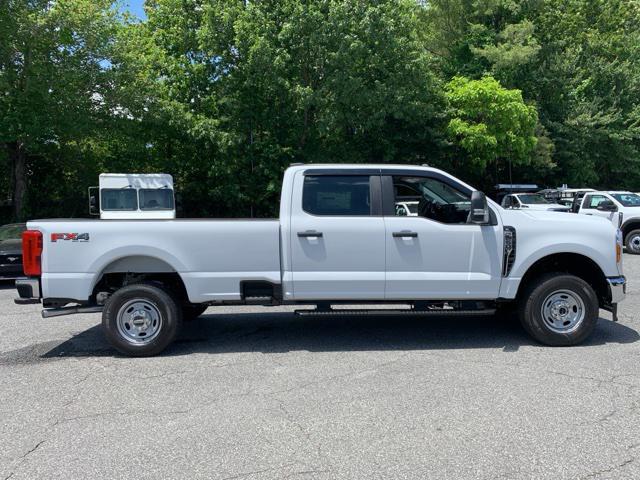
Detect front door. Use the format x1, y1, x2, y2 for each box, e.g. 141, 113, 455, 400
288, 172, 385, 300
383, 174, 503, 300
581, 194, 617, 222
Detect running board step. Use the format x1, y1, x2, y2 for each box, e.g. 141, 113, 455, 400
295, 308, 497, 317
42, 305, 103, 318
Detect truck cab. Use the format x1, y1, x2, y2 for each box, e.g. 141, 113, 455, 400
577, 191, 640, 253
89, 173, 176, 220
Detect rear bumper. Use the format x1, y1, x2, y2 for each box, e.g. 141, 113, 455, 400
607, 276, 626, 304
14, 278, 41, 305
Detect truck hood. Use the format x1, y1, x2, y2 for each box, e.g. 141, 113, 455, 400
499, 208, 613, 228
520, 203, 570, 211
496, 206, 621, 279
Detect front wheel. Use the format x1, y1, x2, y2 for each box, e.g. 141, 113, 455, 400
519, 273, 599, 346
102, 283, 183, 356
625, 229, 640, 255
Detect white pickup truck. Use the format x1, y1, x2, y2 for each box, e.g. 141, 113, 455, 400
15, 164, 626, 356
576, 191, 640, 254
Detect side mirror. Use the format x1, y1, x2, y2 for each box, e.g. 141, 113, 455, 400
597, 200, 617, 212
470, 191, 490, 224
88, 186, 100, 216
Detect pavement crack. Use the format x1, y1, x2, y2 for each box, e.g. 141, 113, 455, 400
21, 440, 45, 459
220, 463, 299, 480
579, 458, 635, 479
283, 469, 329, 478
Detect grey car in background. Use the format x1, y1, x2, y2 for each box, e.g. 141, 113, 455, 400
0, 223, 26, 280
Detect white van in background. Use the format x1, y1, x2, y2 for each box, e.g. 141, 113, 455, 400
89, 174, 175, 220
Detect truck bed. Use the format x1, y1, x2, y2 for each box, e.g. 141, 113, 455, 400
29, 219, 281, 303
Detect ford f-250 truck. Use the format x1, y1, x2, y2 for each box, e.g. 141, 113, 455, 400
576, 191, 640, 255
15, 164, 626, 356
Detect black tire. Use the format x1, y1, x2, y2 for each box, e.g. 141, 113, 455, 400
625, 229, 640, 255
182, 304, 208, 321
102, 283, 183, 356
519, 273, 599, 346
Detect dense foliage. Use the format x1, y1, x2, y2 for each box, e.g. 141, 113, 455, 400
1, 0, 639, 221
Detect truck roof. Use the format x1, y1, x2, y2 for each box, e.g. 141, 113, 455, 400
99, 173, 174, 190
590, 191, 634, 195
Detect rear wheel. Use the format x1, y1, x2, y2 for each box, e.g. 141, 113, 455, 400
519, 273, 599, 346
102, 283, 182, 356
625, 229, 640, 255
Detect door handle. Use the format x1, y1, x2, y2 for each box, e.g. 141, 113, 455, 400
298, 230, 323, 238
392, 231, 418, 238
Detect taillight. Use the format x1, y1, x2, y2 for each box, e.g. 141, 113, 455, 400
22, 230, 43, 277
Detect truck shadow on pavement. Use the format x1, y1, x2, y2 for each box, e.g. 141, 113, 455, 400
11, 311, 637, 362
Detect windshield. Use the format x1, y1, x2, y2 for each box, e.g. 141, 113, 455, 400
611, 193, 640, 207
517, 194, 550, 205
0, 224, 26, 241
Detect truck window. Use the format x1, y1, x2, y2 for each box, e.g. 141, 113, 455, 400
393, 176, 471, 224
139, 189, 174, 210
303, 175, 371, 216
583, 194, 608, 209
101, 189, 138, 211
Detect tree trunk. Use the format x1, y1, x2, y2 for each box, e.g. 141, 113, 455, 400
7, 141, 27, 221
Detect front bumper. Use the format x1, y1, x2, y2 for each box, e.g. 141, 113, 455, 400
607, 276, 626, 304
14, 278, 41, 305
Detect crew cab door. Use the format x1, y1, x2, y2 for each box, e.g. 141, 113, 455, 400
382, 173, 503, 299
288, 171, 385, 300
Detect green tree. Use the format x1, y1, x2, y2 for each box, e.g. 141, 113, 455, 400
445, 75, 538, 183
0, 0, 120, 220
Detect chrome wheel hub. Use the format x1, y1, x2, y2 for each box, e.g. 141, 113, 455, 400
541, 289, 585, 333
116, 299, 162, 344
631, 235, 640, 252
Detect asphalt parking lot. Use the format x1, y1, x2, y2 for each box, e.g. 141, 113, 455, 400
1, 260, 639, 480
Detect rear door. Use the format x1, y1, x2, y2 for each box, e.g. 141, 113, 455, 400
382, 173, 503, 300
288, 170, 386, 300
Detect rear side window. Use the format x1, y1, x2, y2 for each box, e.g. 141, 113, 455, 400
101, 189, 138, 211
139, 189, 174, 210
303, 175, 371, 216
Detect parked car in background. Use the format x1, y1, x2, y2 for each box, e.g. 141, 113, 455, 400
500, 193, 570, 212
576, 191, 640, 254
493, 184, 539, 205
395, 201, 418, 216
557, 188, 595, 208
0, 223, 26, 280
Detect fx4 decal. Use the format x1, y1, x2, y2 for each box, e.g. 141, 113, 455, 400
51, 233, 90, 242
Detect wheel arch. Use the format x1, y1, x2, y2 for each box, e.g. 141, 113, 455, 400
90, 252, 189, 304
516, 252, 609, 306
